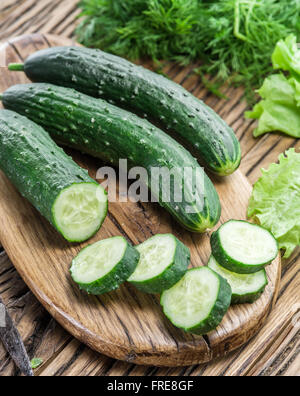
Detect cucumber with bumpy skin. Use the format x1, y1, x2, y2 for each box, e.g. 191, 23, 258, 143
211, 220, 278, 274
128, 234, 190, 294
1, 83, 221, 233
208, 256, 268, 304
0, 109, 107, 242
8, 46, 241, 176
70, 236, 140, 295
161, 267, 232, 335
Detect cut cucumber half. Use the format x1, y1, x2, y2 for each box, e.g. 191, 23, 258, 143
161, 267, 232, 335
128, 234, 190, 294
208, 255, 268, 304
53, 183, 107, 243
211, 220, 278, 274
70, 236, 140, 295
0, 109, 108, 243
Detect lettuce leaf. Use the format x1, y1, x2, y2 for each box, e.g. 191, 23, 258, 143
248, 149, 300, 258
272, 34, 300, 76
291, 77, 300, 107
245, 74, 300, 138
246, 34, 300, 138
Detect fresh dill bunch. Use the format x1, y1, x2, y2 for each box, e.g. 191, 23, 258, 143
76, 0, 300, 98
77, 0, 203, 62
197, 0, 300, 100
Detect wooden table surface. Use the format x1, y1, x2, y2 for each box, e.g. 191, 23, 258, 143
0, 0, 299, 376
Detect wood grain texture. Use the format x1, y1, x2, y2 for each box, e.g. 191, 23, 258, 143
1, 249, 298, 376
0, 34, 281, 367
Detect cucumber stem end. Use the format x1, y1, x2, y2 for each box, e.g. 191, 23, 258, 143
8, 63, 24, 71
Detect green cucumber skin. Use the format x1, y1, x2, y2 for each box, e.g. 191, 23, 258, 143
0, 109, 104, 242
208, 257, 268, 305
230, 267, 268, 304
230, 279, 267, 305
210, 221, 277, 274
2, 83, 221, 233
21, 46, 241, 176
72, 239, 140, 295
161, 268, 232, 335
129, 235, 190, 294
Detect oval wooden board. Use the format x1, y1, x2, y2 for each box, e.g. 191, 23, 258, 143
0, 34, 281, 367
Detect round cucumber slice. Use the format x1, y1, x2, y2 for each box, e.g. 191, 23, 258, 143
70, 236, 140, 295
211, 220, 278, 274
128, 234, 190, 294
161, 267, 232, 335
208, 255, 268, 304
52, 182, 107, 243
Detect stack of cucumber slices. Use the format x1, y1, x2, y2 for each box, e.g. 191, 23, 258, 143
70, 220, 278, 336
209, 220, 278, 305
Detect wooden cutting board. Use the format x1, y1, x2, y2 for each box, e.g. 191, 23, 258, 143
0, 34, 281, 367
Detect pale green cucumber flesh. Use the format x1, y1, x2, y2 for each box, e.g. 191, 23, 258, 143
211, 220, 278, 274
161, 267, 232, 335
128, 234, 190, 294
53, 183, 107, 242
70, 236, 140, 295
208, 255, 268, 304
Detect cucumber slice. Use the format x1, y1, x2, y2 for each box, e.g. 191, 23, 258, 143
211, 220, 278, 274
208, 256, 268, 304
53, 183, 107, 243
128, 234, 190, 294
70, 236, 140, 295
161, 267, 232, 335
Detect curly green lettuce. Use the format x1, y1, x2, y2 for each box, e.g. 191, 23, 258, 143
245, 74, 300, 138
272, 34, 300, 76
246, 34, 300, 138
248, 149, 300, 258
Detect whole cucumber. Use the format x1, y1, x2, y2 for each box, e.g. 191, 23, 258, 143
1, 84, 221, 233
9, 46, 241, 176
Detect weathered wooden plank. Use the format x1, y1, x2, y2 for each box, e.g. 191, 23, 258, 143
0, 0, 28, 27
247, 319, 299, 376
0, 253, 72, 376
0, 0, 21, 14
38, 339, 113, 377
241, 135, 300, 184
31, 1, 79, 35
0, 0, 47, 39
7, 1, 66, 38
53, 8, 81, 36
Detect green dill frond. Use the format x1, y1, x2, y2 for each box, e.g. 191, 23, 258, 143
76, 0, 300, 99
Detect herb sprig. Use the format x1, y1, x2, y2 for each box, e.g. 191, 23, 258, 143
76, 0, 300, 99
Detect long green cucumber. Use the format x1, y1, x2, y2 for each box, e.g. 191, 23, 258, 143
8, 47, 241, 176
1, 83, 221, 233
0, 109, 107, 242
